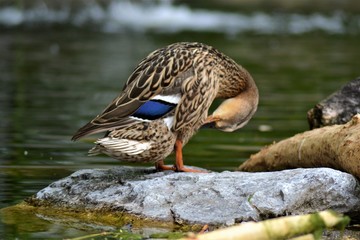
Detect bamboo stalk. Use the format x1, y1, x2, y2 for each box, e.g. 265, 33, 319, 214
289, 233, 316, 240
181, 210, 349, 240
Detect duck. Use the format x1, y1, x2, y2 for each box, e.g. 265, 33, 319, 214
72, 42, 259, 172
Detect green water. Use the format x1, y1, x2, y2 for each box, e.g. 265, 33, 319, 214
0, 27, 359, 238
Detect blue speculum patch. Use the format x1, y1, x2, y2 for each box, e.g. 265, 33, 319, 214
132, 100, 176, 120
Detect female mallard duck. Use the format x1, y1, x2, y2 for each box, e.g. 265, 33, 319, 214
72, 42, 258, 172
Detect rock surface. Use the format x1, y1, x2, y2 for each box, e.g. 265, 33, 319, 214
31, 167, 360, 226
307, 77, 360, 129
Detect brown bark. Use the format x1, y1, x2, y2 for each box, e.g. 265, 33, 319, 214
239, 114, 360, 178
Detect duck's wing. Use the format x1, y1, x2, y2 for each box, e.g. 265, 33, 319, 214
173, 60, 218, 131
72, 43, 195, 140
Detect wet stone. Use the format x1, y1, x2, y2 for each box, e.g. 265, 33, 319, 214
31, 166, 360, 226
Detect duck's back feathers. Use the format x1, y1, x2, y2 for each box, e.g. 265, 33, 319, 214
72, 42, 222, 141
72, 43, 194, 140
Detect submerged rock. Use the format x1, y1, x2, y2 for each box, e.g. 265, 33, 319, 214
30, 167, 360, 226
307, 77, 360, 129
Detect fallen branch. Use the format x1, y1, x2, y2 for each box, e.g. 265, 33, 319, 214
238, 114, 360, 178
181, 210, 349, 240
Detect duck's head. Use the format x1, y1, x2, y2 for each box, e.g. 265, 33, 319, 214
208, 82, 259, 132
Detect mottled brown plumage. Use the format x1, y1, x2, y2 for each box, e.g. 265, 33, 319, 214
72, 42, 259, 172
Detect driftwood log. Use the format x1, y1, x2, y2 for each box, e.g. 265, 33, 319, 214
239, 114, 360, 178
307, 77, 360, 129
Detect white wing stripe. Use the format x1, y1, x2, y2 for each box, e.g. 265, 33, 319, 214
152, 94, 181, 104
129, 116, 151, 122
96, 138, 151, 155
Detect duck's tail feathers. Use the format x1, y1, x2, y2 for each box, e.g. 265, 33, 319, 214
88, 146, 101, 156
71, 122, 108, 141
71, 118, 136, 141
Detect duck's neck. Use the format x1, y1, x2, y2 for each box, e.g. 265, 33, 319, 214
209, 64, 259, 132
216, 62, 258, 100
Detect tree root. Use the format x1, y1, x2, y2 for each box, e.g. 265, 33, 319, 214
238, 114, 360, 178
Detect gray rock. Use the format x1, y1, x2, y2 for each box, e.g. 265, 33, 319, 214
32, 167, 360, 226
307, 77, 360, 129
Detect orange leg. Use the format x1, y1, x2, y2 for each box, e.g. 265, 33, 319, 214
155, 160, 175, 171
155, 140, 207, 173
174, 139, 206, 173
